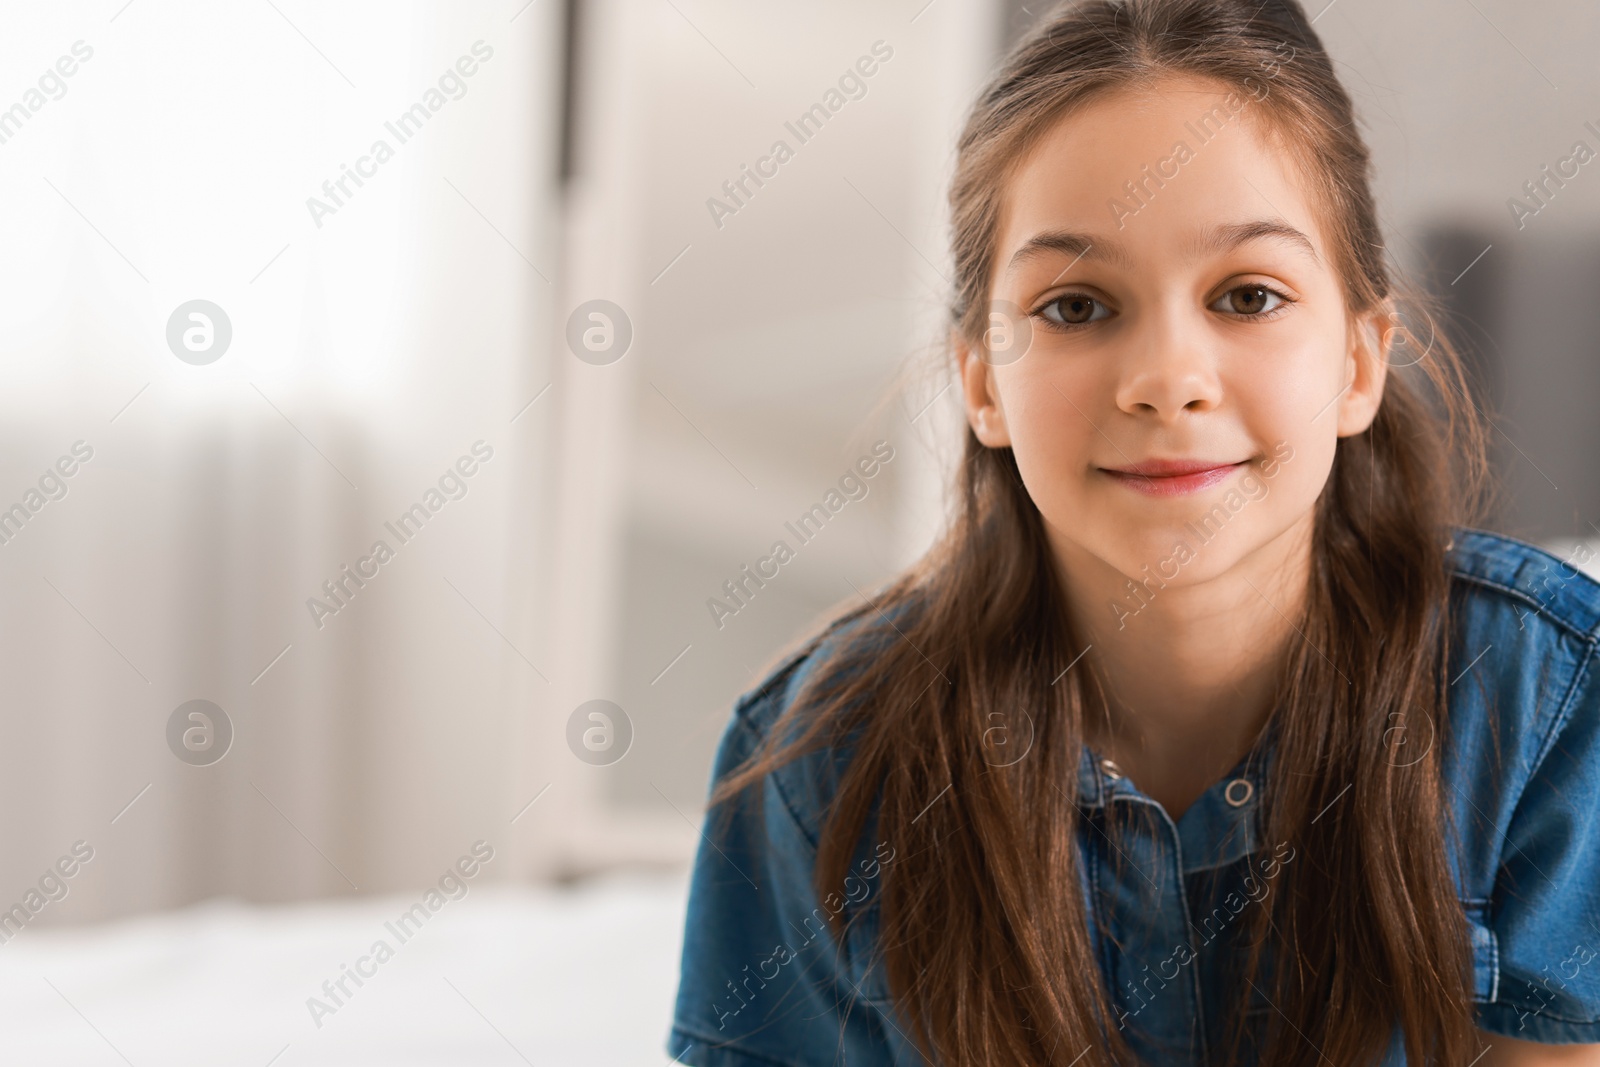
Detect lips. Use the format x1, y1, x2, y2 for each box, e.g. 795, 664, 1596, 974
1100, 458, 1248, 497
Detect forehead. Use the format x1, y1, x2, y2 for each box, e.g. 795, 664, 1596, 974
992, 77, 1330, 278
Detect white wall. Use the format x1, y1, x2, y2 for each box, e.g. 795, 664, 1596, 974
538, 0, 1003, 867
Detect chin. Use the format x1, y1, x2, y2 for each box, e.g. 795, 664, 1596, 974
1100, 518, 1254, 584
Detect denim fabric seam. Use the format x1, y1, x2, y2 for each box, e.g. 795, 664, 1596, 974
1447, 568, 1599, 645
730, 672, 828, 856
1458, 899, 1500, 1004
696, 711, 889, 1053
1475, 1006, 1600, 1042
731, 696, 824, 858
764, 753, 823, 855
840, 908, 897, 1011
1483, 630, 1595, 867
1115, 793, 1211, 1065
1178, 800, 1260, 874
1160, 800, 1210, 1067
735, 695, 883, 1013
1488, 999, 1600, 1026
730, 639, 821, 731
1482, 638, 1600, 1024
1448, 527, 1600, 630
1525, 635, 1597, 795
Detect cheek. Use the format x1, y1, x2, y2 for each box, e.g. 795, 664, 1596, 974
1229, 440, 1337, 558
1228, 412, 1336, 525
999, 369, 1100, 492
1268, 433, 1338, 518
1255, 314, 1352, 420
1228, 337, 1346, 490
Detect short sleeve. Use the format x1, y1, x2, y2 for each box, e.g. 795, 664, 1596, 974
1475, 653, 1600, 1042
666, 700, 916, 1067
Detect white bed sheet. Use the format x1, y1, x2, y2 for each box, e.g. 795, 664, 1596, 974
0, 869, 692, 1066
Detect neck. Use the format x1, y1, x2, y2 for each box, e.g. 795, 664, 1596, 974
1053, 512, 1315, 774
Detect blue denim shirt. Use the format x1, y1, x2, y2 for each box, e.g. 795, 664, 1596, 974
668, 527, 1600, 1065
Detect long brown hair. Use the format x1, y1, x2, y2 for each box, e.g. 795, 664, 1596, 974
712, 1, 1495, 1063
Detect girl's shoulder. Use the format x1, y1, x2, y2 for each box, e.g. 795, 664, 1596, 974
1442, 527, 1600, 1040
1442, 524, 1600, 807
1446, 524, 1600, 642
715, 594, 915, 849
727, 593, 918, 743
677, 597, 921, 1064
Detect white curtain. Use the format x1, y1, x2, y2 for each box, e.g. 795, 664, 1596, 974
0, 0, 563, 923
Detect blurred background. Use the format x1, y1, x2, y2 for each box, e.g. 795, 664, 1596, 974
1, 0, 1597, 1062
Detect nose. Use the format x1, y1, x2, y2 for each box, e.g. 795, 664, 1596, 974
1113, 306, 1223, 420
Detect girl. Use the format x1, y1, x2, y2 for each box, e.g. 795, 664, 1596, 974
669, 1, 1600, 1064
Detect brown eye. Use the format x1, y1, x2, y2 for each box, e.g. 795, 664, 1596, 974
1039, 293, 1110, 328
1212, 284, 1286, 316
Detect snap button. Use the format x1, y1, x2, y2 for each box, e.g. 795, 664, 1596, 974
1224, 778, 1254, 807
1100, 758, 1123, 781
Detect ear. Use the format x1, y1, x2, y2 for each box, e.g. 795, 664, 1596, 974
955, 326, 1012, 447
1335, 303, 1391, 438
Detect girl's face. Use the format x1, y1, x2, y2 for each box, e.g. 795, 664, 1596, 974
960, 76, 1389, 618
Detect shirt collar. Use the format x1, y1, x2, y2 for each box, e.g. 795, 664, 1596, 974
1075, 717, 1279, 874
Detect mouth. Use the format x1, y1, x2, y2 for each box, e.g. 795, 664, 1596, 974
1100, 458, 1249, 497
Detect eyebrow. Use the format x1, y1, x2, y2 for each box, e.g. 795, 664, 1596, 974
1004, 219, 1322, 275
